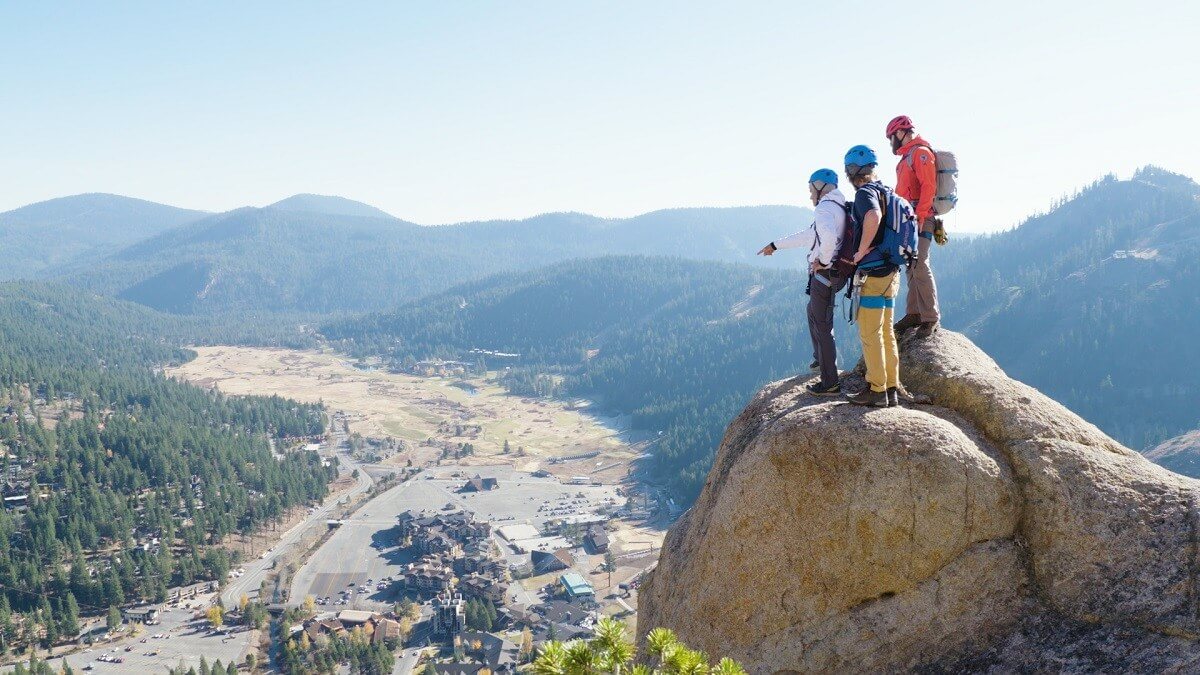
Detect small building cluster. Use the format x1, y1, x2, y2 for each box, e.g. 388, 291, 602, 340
399, 510, 491, 555
299, 609, 404, 646
396, 509, 509, 605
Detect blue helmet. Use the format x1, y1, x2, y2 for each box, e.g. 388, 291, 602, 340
808, 168, 838, 187
844, 145, 878, 168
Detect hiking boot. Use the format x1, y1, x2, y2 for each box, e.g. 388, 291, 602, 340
847, 388, 889, 407
806, 381, 841, 397
886, 388, 899, 407
893, 384, 932, 405
915, 321, 940, 338
808, 359, 820, 370
894, 314, 922, 335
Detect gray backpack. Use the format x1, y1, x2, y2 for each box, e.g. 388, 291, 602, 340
906, 145, 958, 215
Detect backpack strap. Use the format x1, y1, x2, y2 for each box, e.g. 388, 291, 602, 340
812, 195, 848, 258
868, 183, 890, 230
904, 144, 936, 170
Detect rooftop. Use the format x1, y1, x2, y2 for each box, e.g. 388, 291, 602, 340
561, 572, 594, 596
337, 609, 377, 624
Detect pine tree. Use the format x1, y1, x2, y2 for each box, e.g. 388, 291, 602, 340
59, 593, 80, 639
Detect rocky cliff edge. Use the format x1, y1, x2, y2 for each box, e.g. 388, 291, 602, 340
637, 330, 1200, 673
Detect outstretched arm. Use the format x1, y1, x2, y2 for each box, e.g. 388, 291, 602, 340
769, 227, 816, 254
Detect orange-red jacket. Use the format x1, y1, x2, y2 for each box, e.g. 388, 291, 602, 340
895, 136, 937, 223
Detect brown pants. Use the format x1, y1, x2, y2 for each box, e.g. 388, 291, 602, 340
905, 234, 941, 323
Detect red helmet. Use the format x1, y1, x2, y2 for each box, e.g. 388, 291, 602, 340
886, 115, 914, 137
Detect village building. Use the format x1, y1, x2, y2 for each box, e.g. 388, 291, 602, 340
459, 630, 519, 672
433, 592, 466, 635
305, 616, 347, 642
123, 605, 161, 624
530, 548, 574, 575
461, 474, 499, 492
458, 572, 507, 605
337, 609, 377, 626
401, 557, 457, 595
301, 610, 404, 646
398, 509, 491, 554
583, 525, 609, 553
372, 617, 403, 645
560, 572, 595, 600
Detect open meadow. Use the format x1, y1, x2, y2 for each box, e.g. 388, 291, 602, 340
167, 346, 647, 478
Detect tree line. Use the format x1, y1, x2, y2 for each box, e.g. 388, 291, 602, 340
0, 282, 333, 653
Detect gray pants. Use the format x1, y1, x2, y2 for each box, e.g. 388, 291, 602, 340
808, 270, 848, 387
905, 234, 941, 323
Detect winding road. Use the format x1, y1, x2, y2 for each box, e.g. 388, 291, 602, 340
221, 433, 374, 608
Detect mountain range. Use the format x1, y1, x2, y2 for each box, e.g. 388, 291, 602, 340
5, 192, 807, 315
3, 167, 1198, 489
0, 193, 207, 279
322, 166, 1200, 493
266, 193, 397, 219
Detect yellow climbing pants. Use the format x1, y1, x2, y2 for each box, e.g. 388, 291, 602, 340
857, 271, 900, 393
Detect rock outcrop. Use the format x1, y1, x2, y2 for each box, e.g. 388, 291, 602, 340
637, 330, 1200, 672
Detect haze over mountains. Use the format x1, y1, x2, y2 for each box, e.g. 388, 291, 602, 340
0, 193, 207, 279
266, 193, 397, 219
15, 193, 805, 314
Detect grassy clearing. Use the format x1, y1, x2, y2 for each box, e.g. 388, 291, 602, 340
167, 346, 636, 464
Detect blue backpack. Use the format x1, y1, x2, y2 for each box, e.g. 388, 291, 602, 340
856, 183, 919, 270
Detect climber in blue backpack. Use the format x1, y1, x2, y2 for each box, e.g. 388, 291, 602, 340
842, 145, 920, 407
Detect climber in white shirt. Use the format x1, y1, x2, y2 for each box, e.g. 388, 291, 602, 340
758, 168, 849, 395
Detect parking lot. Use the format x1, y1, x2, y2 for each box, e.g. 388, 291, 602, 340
25, 607, 248, 674
288, 466, 622, 609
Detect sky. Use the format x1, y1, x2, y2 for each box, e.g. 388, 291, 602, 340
3, 1, 1198, 231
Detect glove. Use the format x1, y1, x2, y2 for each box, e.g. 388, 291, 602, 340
933, 218, 948, 246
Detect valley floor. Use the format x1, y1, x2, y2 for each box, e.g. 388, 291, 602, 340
166, 346, 667, 666
168, 346, 649, 480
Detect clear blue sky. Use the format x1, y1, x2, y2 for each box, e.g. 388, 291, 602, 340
3, 1, 1197, 231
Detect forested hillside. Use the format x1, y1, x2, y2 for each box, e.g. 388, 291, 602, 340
12, 167, 1197, 532
325, 256, 825, 500
934, 167, 1200, 451
325, 168, 1200, 500
0, 284, 331, 649
0, 194, 205, 281
58, 204, 809, 315
1145, 430, 1200, 477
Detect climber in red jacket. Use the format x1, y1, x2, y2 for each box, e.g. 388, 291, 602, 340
887, 115, 941, 338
